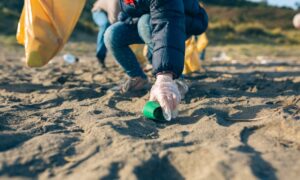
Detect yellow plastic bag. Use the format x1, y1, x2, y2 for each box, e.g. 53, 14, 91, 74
130, 44, 148, 67
196, 33, 209, 52
183, 37, 201, 75
17, 0, 86, 67
183, 34, 209, 75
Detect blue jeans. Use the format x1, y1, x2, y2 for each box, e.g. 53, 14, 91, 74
92, 11, 110, 62
137, 14, 153, 63
104, 17, 151, 78
200, 49, 206, 61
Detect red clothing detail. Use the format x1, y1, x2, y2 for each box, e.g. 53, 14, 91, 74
124, 0, 135, 5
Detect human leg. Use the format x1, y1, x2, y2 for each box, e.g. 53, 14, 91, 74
104, 22, 147, 78
92, 11, 110, 67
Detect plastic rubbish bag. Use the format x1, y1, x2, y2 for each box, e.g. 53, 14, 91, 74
183, 37, 201, 75
183, 34, 208, 75
130, 44, 148, 67
196, 33, 209, 52
17, 0, 86, 67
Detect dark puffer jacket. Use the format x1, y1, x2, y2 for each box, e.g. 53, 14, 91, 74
119, 0, 208, 78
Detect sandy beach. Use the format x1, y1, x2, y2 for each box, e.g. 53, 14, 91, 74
0, 43, 300, 180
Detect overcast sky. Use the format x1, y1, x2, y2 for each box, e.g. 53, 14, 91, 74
249, 0, 300, 8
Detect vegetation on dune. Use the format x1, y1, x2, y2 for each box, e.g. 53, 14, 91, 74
205, 5, 300, 44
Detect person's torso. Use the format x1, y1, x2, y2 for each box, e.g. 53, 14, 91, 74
119, 0, 201, 17
119, 0, 208, 36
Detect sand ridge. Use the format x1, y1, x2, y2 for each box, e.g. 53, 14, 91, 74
0, 46, 300, 180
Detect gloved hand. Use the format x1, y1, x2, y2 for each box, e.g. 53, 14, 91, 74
150, 74, 181, 121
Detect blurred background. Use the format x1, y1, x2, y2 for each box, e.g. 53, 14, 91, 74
0, 0, 300, 58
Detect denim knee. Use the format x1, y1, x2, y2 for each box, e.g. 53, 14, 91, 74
104, 24, 119, 51
137, 14, 151, 41
105, 22, 133, 51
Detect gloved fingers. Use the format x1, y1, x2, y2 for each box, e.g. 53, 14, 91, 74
162, 104, 172, 121
171, 93, 179, 109
157, 94, 168, 108
171, 109, 178, 119
167, 94, 176, 110
149, 92, 157, 101
169, 93, 180, 119
162, 90, 180, 108
158, 94, 179, 120
151, 87, 180, 108
161, 94, 176, 121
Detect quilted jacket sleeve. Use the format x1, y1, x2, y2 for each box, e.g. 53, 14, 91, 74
150, 0, 186, 78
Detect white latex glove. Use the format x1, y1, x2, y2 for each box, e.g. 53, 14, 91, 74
150, 74, 181, 121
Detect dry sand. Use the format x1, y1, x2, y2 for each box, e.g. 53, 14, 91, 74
0, 43, 300, 180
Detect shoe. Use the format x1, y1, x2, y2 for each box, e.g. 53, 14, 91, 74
111, 77, 150, 94
97, 58, 106, 68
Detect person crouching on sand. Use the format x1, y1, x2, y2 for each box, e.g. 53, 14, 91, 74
92, 0, 120, 68
104, 0, 208, 120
